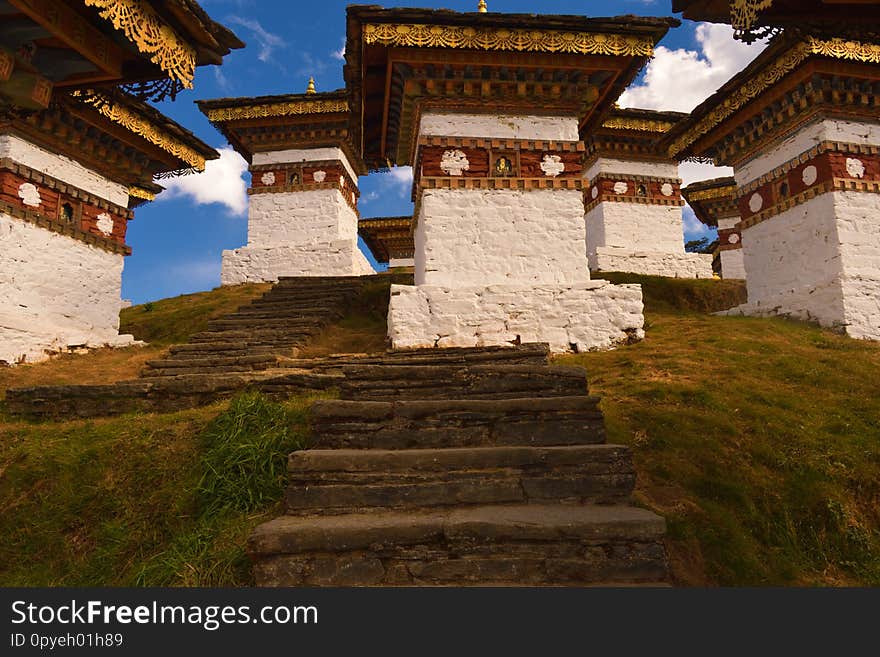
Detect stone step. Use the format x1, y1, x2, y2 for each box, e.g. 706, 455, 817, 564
143, 354, 276, 370
284, 445, 634, 515
168, 343, 278, 356
276, 343, 551, 373
206, 318, 330, 330
5, 369, 341, 419
188, 328, 319, 343
235, 302, 350, 314
338, 364, 587, 401
219, 311, 342, 322
310, 396, 605, 450
249, 504, 668, 586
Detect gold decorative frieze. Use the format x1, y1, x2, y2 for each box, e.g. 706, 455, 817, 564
683, 185, 738, 203
731, 0, 774, 32
669, 36, 880, 158
601, 117, 675, 133
84, 0, 196, 87
72, 91, 206, 171
128, 186, 157, 201
204, 99, 349, 123
363, 23, 654, 57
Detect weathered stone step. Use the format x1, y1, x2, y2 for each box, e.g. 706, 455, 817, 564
236, 302, 349, 314
189, 328, 318, 343
168, 343, 277, 355
249, 504, 668, 586
284, 445, 634, 515
5, 370, 341, 419
309, 396, 605, 450
276, 343, 551, 373
338, 364, 587, 401
144, 354, 275, 370
207, 318, 329, 330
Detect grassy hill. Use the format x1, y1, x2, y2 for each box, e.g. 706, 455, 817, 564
1, 276, 878, 586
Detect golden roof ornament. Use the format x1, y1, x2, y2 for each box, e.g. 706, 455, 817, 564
478, 1, 487, 13
306, 77, 316, 94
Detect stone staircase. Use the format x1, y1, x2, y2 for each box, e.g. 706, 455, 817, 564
4, 276, 373, 419
249, 345, 669, 587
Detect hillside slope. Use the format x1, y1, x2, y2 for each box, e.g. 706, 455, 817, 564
1, 275, 878, 586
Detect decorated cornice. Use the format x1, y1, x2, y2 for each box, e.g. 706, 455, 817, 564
128, 186, 157, 202
669, 36, 880, 158
731, 0, 774, 32
362, 23, 655, 57
72, 91, 207, 171
601, 117, 675, 133
203, 99, 350, 123
683, 184, 738, 202
84, 0, 196, 88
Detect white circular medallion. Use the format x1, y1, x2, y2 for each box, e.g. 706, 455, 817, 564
591, 186, 599, 200
260, 171, 276, 186
96, 212, 114, 236
729, 233, 740, 245
846, 157, 866, 179
748, 192, 763, 213
613, 181, 628, 195
313, 170, 327, 183
18, 182, 41, 207
801, 165, 818, 186
660, 182, 674, 197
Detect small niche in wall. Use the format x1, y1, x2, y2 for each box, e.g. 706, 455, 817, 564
60, 202, 74, 223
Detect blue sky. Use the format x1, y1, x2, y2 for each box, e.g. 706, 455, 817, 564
123, 0, 767, 304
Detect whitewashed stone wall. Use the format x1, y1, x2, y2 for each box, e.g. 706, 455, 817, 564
719, 249, 746, 280
0, 213, 134, 364
590, 246, 714, 279
388, 281, 644, 352
0, 135, 135, 364
222, 239, 374, 285
388, 111, 646, 353
722, 191, 880, 340
584, 157, 713, 279
417, 188, 591, 287
418, 113, 579, 141
247, 189, 359, 246
221, 147, 374, 284
389, 258, 415, 268
586, 202, 688, 254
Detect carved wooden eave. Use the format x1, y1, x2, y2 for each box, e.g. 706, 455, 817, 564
0, 0, 243, 109
664, 33, 880, 165
2, 89, 217, 190
589, 106, 688, 162
681, 177, 738, 228
673, 1, 880, 42
344, 6, 678, 170
197, 90, 367, 174
358, 215, 414, 263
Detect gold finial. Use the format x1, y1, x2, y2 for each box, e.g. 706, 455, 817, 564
306, 77, 316, 94
478, 0, 487, 12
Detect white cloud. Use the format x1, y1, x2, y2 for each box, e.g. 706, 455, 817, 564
370, 166, 414, 199
225, 16, 286, 63
619, 23, 767, 113
679, 160, 734, 187
156, 146, 249, 217
332, 38, 346, 61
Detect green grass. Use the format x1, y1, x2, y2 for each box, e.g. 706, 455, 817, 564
119, 283, 271, 345
1, 272, 878, 586
0, 393, 322, 587
556, 274, 880, 586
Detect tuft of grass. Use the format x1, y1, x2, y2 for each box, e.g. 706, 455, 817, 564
196, 392, 311, 515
